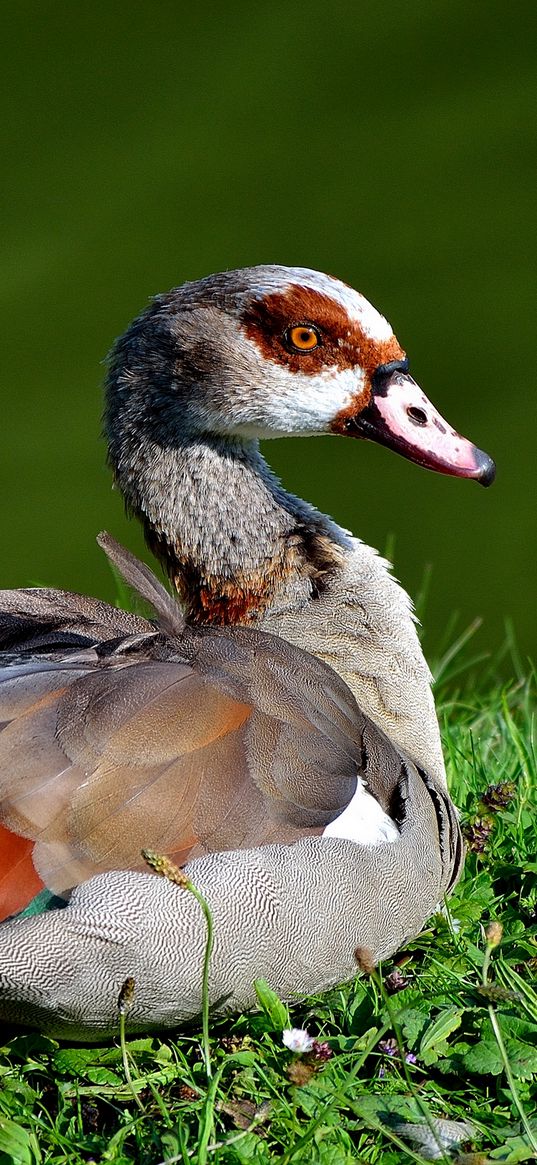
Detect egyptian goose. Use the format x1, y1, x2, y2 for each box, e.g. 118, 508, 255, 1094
0, 266, 494, 1038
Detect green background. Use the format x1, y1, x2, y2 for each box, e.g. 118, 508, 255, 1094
2, 1, 536, 663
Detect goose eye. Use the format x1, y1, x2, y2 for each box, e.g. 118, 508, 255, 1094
285, 324, 321, 352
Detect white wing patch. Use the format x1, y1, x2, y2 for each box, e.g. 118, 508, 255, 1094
322, 776, 400, 846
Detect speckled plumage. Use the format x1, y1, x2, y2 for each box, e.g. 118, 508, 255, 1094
0, 764, 460, 1040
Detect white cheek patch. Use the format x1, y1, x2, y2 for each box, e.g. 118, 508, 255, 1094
236, 362, 364, 437
322, 776, 400, 846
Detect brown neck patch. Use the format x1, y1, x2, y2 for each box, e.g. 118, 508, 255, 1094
144, 520, 345, 627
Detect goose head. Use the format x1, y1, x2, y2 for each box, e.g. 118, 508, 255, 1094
106, 264, 495, 483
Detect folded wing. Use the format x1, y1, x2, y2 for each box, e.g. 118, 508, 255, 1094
0, 538, 402, 918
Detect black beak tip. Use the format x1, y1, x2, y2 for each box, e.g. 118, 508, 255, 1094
475, 450, 496, 488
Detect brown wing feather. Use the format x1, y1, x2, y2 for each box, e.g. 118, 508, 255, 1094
55, 663, 249, 767
0, 637, 353, 907
0, 675, 88, 839
0, 825, 45, 918
0, 655, 256, 899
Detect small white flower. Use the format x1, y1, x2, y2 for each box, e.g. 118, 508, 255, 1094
282, 1028, 315, 1054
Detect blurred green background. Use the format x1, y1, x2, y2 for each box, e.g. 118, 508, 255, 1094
2, 1, 536, 663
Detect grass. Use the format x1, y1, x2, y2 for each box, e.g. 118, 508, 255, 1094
0, 644, 535, 1163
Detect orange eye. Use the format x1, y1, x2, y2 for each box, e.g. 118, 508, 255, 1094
285, 324, 321, 352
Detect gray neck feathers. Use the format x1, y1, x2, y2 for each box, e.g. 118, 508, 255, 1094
107, 426, 351, 621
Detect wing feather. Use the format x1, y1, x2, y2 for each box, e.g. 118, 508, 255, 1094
0, 541, 413, 919
0, 825, 45, 917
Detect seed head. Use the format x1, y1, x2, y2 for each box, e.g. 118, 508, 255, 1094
463, 816, 494, 854
118, 976, 136, 1015
141, 849, 191, 888
480, 782, 515, 812
354, 946, 376, 974
485, 920, 503, 948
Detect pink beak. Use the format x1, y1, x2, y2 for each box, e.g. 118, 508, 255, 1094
348, 363, 495, 486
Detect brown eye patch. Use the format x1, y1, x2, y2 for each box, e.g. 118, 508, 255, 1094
241, 284, 404, 376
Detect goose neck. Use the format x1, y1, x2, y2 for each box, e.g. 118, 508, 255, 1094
115, 435, 349, 626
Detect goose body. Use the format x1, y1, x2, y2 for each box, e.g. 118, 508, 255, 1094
0, 266, 493, 1038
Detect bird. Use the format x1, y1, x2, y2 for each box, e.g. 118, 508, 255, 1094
0, 265, 494, 1038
